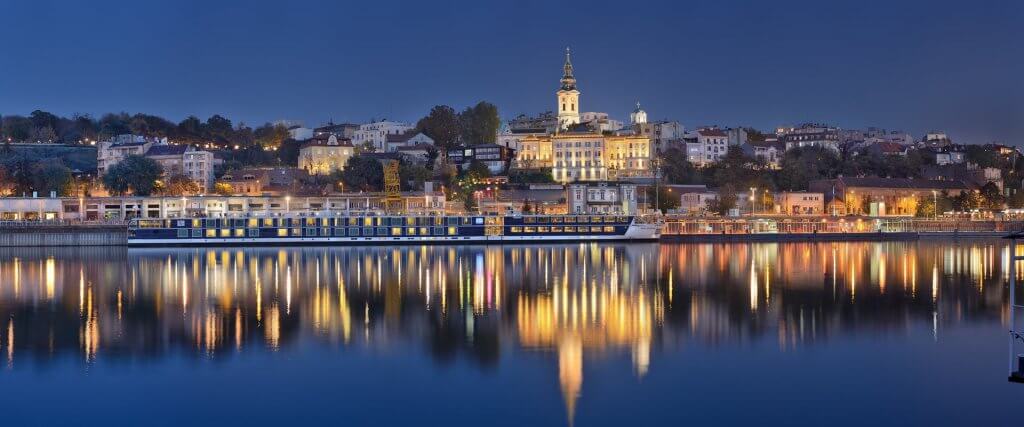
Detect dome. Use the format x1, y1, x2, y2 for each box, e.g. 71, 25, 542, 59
630, 102, 647, 125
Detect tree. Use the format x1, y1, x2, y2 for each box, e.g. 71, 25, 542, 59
707, 184, 738, 215
102, 155, 163, 196
660, 147, 700, 184
915, 195, 936, 218
31, 160, 73, 196
399, 162, 432, 191
159, 174, 201, 196
213, 183, 234, 196
952, 190, 984, 212
776, 146, 841, 191
458, 102, 501, 145
254, 123, 290, 149
646, 185, 680, 212
416, 105, 461, 148
98, 113, 131, 140
979, 181, 1005, 210
1009, 191, 1024, 209
2, 115, 33, 141
340, 156, 385, 191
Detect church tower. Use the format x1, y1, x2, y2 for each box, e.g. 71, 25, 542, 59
630, 101, 648, 125
557, 47, 580, 131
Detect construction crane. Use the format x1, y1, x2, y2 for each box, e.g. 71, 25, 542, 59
384, 160, 403, 213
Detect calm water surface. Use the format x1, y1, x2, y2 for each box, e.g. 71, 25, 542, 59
0, 241, 1021, 426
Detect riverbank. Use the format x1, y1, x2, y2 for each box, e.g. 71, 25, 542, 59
0, 225, 126, 247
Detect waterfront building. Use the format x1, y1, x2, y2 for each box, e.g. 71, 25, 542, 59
773, 192, 824, 215
288, 125, 314, 141
96, 134, 156, 175
298, 134, 355, 175
567, 182, 639, 214
217, 167, 312, 196
446, 144, 513, 174
740, 141, 784, 169
684, 128, 729, 166
353, 120, 415, 152
809, 177, 971, 216
676, 186, 718, 215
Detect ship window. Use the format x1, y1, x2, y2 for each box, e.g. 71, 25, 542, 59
591, 226, 603, 232
564, 216, 576, 223
248, 229, 259, 237
537, 226, 549, 233
291, 228, 302, 236
247, 219, 259, 228
391, 227, 402, 236
234, 229, 245, 237
204, 219, 218, 228
537, 217, 550, 224
334, 228, 345, 237
434, 217, 444, 226
433, 227, 444, 235
277, 228, 288, 237
177, 229, 189, 238
263, 218, 275, 227
322, 228, 330, 236
524, 217, 536, 224
551, 226, 563, 233
564, 226, 576, 232
603, 226, 615, 232
510, 226, 522, 233
220, 229, 231, 237
192, 229, 203, 238
524, 226, 536, 233
192, 219, 202, 228
447, 226, 458, 235
205, 229, 216, 237
551, 217, 563, 224
420, 227, 430, 235
406, 217, 416, 226
364, 217, 375, 227
346, 228, 358, 236
447, 217, 459, 226
578, 216, 590, 223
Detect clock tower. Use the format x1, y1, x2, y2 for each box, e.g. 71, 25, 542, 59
557, 47, 580, 131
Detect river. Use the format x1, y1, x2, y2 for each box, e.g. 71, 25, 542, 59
0, 241, 1020, 426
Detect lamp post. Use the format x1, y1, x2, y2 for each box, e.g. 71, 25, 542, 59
750, 187, 756, 216
932, 190, 937, 219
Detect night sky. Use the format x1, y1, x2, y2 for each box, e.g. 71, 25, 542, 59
1, 0, 1021, 143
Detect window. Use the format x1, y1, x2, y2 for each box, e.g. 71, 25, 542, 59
510, 226, 522, 233
205, 229, 217, 238
523, 226, 536, 233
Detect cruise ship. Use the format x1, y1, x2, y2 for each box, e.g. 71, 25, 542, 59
127, 214, 661, 246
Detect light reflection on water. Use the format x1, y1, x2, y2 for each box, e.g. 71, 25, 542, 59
0, 241, 1021, 425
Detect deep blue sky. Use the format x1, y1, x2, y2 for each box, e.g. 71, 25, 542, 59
1, 0, 1021, 143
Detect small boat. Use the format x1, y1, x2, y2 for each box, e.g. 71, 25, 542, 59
127, 213, 661, 246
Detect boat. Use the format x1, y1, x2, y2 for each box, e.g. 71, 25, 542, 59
126, 213, 661, 246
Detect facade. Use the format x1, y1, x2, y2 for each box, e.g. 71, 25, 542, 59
556, 48, 581, 130
217, 167, 313, 196
446, 144, 513, 174
288, 126, 314, 141
509, 111, 558, 133
741, 141, 784, 169
497, 127, 547, 152
395, 144, 434, 165
630, 102, 647, 125
98, 135, 214, 190
808, 177, 970, 216
774, 192, 824, 215
579, 112, 623, 132
781, 124, 840, 152
567, 182, 639, 214
678, 188, 718, 215
298, 134, 355, 175
685, 128, 729, 166
634, 120, 684, 154
353, 120, 415, 152
384, 131, 434, 152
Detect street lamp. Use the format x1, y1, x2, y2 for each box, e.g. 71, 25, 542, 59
932, 190, 937, 219
750, 187, 756, 216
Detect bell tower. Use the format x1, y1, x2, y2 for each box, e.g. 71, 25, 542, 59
557, 47, 580, 131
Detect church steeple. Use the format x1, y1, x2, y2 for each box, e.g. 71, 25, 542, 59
560, 47, 577, 91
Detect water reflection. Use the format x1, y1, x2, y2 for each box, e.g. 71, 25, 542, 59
0, 241, 1015, 422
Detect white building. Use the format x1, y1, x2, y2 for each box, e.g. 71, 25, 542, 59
288, 126, 314, 141
685, 128, 729, 166
98, 135, 215, 190
630, 102, 647, 125
557, 48, 581, 130
567, 182, 638, 214
384, 131, 434, 152
579, 112, 623, 132
353, 120, 415, 152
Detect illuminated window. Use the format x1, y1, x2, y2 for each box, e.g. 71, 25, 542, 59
525, 217, 536, 224
391, 227, 403, 236
510, 226, 522, 233
524, 226, 536, 233
305, 218, 317, 226
233, 229, 244, 237
262, 218, 274, 227
591, 226, 603, 232
406, 217, 417, 226
406, 227, 417, 236
247, 218, 259, 228
551, 217, 563, 224
420, 227, 430, 235
291, 228, 302, 236
206, 229, 217, 237
363, 217, 374, 226
564, 226, 576, 233
538, 226, 550, 233
220, 229, 231, 237
551, 226, 563, 233
603, 226, 615, 232
192, 219, 202, 228
278, 228, 288, 237
447, 226, 458, 235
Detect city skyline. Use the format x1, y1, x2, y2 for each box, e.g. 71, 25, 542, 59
1, 0, 1021, 144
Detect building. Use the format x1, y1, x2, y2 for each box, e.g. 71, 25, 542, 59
629, 102, 647, 125
567, 182, 639, 215
509, 111, 558, 133
684, 128, 729, 166
740, 141, 784, 169
633, 120, 684, 154
497, 127, 547, 152
98, 135, 214, 190
726, 128, 748, 147
579, 112, 623, 132
773, 192, 824, 215
298, 134, 355, 175
288, 125, 313, 141
781, 124, 840, 152
217, 167, 314, 196
446, 144, 514, 174
97, 134, 156, 175
395, 144, 434, 165
808, 177, 971, 216
384, 131, 434, 152
557, 48, 581, 130
866, 142, 909, 157
353, 120, 415, 152
512, 51, 652, 182
314, 122, 360, 139
670, 185, 717, 215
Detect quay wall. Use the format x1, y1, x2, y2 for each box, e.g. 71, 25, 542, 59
0, 226, 126, 247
